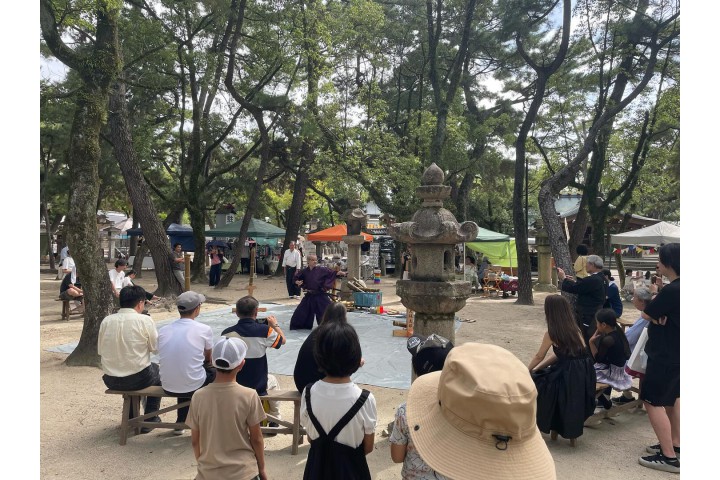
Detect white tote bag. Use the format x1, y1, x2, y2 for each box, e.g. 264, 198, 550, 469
625, 327, 649, 377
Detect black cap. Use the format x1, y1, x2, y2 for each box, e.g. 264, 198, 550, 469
407, 333, 453, 376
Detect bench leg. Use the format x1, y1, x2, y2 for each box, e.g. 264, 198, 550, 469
292, 401, 301, 455
131, 396, 142, 435
62, 301, 70, 321
119, 394, 132, 445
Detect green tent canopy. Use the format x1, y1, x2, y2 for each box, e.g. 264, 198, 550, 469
463, 226, 516, 270
205, 218, 286, 246
474, 227, 510, 242
465, 239, 517, 268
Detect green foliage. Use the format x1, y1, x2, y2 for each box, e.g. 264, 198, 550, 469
40, 0, 681, 237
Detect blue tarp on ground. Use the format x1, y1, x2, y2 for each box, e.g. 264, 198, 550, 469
45, 303, 462, 390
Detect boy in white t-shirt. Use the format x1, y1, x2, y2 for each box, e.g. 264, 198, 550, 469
108, 259, 128, 297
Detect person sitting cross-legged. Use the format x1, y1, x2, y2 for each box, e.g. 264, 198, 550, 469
122, 270, 160, 302
59, 272, 83, 314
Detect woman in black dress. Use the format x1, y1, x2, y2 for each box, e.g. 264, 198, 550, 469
293, 302, 349, 394
528, 295, 597, 440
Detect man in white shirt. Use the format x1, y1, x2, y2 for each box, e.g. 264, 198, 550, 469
158, 291, 216, 435
56, 245, 70, 279
108, 258, 128, 297
98, 285, 162, 432
282, 241, 303, 299
61, 250, 77, 284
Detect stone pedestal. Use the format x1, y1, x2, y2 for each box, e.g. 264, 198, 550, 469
313, 241, 324, 260
341, 234, 366, 300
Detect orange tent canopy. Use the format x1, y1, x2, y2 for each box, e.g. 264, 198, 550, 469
306, 224, 373, 242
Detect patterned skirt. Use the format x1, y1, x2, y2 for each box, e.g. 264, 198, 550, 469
595, 363, 633, 391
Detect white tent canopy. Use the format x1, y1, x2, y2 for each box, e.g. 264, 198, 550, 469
610, 221, 680, 246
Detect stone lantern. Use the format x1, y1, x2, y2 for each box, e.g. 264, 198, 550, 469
534, 218, 557, 292
340, 200, 368, 300
388, 163, 479, 343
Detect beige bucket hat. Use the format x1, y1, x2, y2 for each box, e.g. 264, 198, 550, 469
406, 343, 556, 480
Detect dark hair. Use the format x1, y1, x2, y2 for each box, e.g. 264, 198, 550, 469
602, 268, 614, 281
658, 243, 680, 276
645, 271, 651, 279
576, 244, 589, 256
235, 296, 259, 317
126, 269, 136, 276
320, 302, 348, 326
465, 256, 476, 265
314, 322, 362, 377
595, 308, 617, 327
595, 308, 631, 358
115, 259, 127, 268
625, 268, 633, 276
544, 295, 586, 355
119, 285, 147, 309
173, 243, 182, 249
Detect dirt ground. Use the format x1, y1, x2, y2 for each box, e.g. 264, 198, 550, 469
38, 266, 677, 479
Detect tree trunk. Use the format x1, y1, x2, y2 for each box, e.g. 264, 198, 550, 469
42, 201, 56, 269
108, 76, 182, 297
39, 1, 123, 366
512, 0, 571, 305
217, 0, 275, 288
188, 204, 208, 283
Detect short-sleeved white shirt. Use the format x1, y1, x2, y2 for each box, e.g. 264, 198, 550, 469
62, 257, 77, 284
158, 318, 214, 393
108, 269, 125, 293
300, 380, 377, 448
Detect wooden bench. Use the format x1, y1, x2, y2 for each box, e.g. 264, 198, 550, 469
583, 382, 643, 426
56, 298, 83, 321
549, 383, 643, 447
105, 386, 306, 454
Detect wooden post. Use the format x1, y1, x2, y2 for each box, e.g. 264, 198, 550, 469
248, 244, 256, 297
184, 253, 191, 291
392, 310, 414, 337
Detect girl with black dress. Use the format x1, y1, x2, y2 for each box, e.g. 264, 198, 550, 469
528, 295, 597, 440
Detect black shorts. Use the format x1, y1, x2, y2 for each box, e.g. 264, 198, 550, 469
59, 291, 74, 301
639, 360, 680, 406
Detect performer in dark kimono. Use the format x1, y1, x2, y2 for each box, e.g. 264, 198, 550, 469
290, 254, 346, 330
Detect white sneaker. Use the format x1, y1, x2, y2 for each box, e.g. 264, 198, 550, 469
294, 295, 301, 299
173, 428, 185, 436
